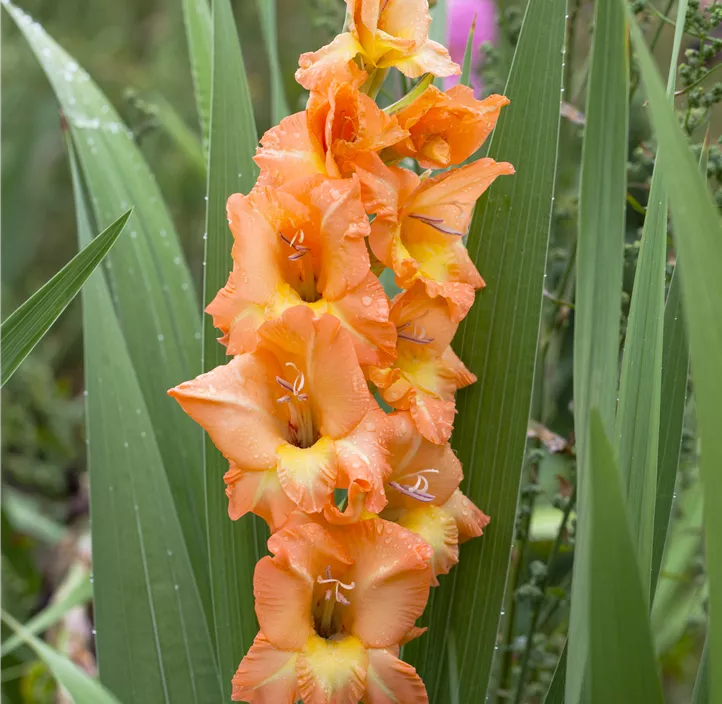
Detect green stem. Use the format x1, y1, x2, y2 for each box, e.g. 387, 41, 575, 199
675, 62, 722, 97
362, 67, 390, 99
630, 0, 676, 100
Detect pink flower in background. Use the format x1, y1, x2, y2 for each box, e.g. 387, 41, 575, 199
446, 0, 497, 96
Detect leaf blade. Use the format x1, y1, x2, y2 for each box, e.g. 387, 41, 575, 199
1, 210, 129, 387
566, 0, 629, 697
257, 0, 290, 123
587, 411, 664, 703
1, 611, 122, 704
70, 142, 223, 703
628, 7, 722, 701
202, 0, 264, 694
3, 0, 208, 605
182, 0, 213, 152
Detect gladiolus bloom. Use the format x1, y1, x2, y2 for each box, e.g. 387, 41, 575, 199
254, 82, 407, 194
370, 285, 475, 444
231, 519, 433, 703
296, 0, 460, 92
380, 412, 489, 582
206, 177, 396, 367
359, 155, 514, 322
389, 85, 509, 169
169, 308, 390, 526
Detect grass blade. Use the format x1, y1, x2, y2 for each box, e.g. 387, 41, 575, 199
257, 0, 290, 123
202, 0, 263, 693
1, 611, 121, 704
542, 643, 567, 704
652, 263, 688, 594
587, 411, 664, 703
460, 15, 477, 88
3, 0, 207, 603
1, 563, 92, 658
1, 210, 129, 387
403, 0, 566, 698
566, 0, 628, 697
692, 636, 710, 704
182, 0, 212, 153
628, 7, 722, 700
70, 143, 222, 702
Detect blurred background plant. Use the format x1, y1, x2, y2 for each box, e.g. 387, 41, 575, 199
1, 0, 717, 701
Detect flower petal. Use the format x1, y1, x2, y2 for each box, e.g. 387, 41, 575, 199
394, 504, 459, 584
323, 272, 397, 368
224, 464, 295, 532
409, 391, 456, 445
344, 519, 433, 648
253, 556, 314, 651
258, 308, 370, 439
254, 112, 325, 188
390, 38, 460, 78
297, 634, 368, 704
296, 32, 366, 92
276, 438, 338, 514
384, 411, 462, 509
232, 634, 299, 704
442, 489, 491, 543
364, 647, 429, 704
326, 404, 394, 523
168, 354, 284, 470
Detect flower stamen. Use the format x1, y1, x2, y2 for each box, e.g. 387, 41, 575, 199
280, 231, 310, 260
276, 362, 308, 403
409, 212, 466, 237
389, 468, 439, 502
317, 565, 355, 606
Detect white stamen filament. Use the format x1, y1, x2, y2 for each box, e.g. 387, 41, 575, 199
280, 230, 310, 260
317, 566, 355, 606
276, 362, 308, 404
390, 468, 439, 502
397, 320, 434, 345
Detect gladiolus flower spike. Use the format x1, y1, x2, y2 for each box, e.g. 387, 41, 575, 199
168, 2, 512, 701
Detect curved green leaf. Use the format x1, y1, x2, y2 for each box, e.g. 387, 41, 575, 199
258, 0, 290, 123
3, 0, 207, 604
1, 611, 121, 704
403, 0, 566, 699
587, 411, 664, 703
566, 0, 629, 698
1, 210, 129, 387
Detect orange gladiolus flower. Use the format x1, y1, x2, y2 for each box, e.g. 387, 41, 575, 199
231, 518, 433, 703
206, 177, 396, 368
357, 155, 515, 322
169, 307, 391, 527
389, 85, 510, 169
370, 285, 475, 444
379, 412, 489, 582
296, 0, 459, 91
254, 82, 407, 193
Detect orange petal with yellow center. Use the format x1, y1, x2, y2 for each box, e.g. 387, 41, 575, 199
168, 354, 285, 470
389, 38, 459, 78
343, 519, 433, 648
364, 647, 429, 704
393, 504, 460, 585
224, 463, 296, 531
231, 634, 299, 704
276, 438, 338, 514
297, 634, 368, 704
